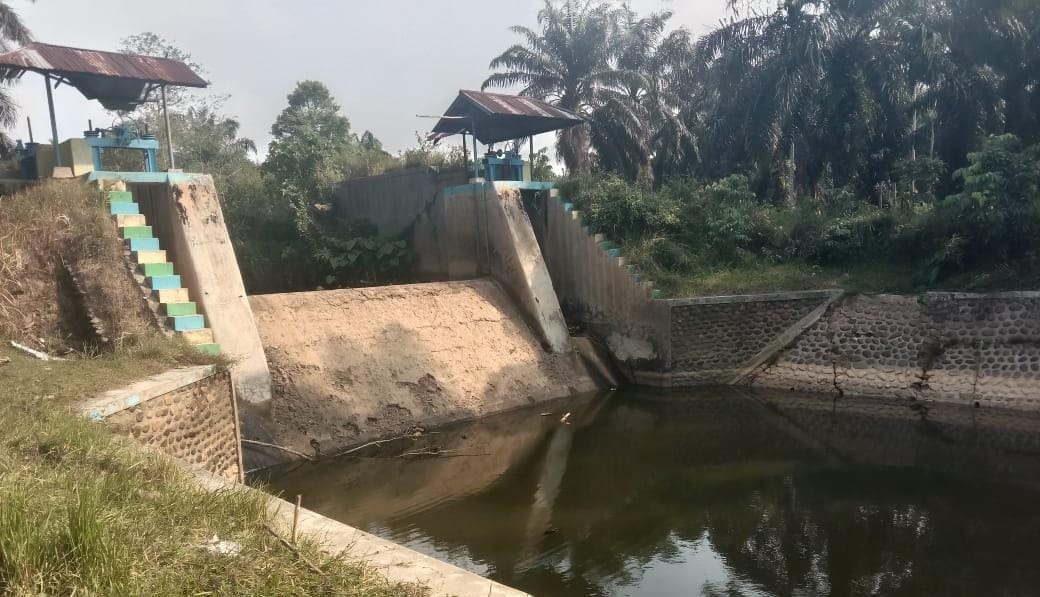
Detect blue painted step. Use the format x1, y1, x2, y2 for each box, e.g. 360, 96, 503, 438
128, 237, 160, 252
148, 274, 181, 290
109, 202, 139, 215
168, 314, 205, 331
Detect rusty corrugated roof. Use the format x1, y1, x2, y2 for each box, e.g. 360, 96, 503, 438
0, 42, 208, 87
431, 90, 583, 144
459, 90, 581, 121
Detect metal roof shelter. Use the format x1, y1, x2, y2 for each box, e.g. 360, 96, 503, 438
429, 90, 583, 179
0, 42, 209, 170
431, 90, 583, 144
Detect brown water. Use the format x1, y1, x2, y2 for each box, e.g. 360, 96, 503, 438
262, 387, 1040, 596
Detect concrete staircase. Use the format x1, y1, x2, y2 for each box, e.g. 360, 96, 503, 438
108, 189, 220, 356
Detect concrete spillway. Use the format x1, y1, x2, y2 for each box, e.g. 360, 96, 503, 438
248, 279, 596, 460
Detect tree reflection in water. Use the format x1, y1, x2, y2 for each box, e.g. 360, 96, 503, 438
268, 387, 1040, 597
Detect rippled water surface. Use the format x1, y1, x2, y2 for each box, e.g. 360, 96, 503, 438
263, 388, 1040, 596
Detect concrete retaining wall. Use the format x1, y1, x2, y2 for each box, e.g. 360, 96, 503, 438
334, 174, 570, 352
333, 166, 477, 281
480, 184, 568, 352
332, 166, 468, 238
542, 191, 670, 369
82, 365, 242, 480
129, 176, 272, 404
663, 291, 839, 385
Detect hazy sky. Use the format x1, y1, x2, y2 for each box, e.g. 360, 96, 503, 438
8, 0, 732, 161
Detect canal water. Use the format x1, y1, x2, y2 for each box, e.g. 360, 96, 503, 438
263, 387, 1040, 596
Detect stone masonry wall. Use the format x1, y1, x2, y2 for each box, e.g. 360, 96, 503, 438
668, 295, 827, 384
751, 293, 1040, 409
107, 369, 240, 479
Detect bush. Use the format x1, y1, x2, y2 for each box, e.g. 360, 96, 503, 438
668, 175, 779, 264
558, 137, 1040, 295
561, 175, 679, 240
922, 135, 1040, 278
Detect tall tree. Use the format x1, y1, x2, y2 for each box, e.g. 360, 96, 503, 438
261, 80, 352, 280
483, 0, 615, 174
697, 0, 830, 203
591, 5, 696, 183
263, 80, 352, 203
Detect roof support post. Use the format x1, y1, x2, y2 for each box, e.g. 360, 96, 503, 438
461, 132, 468, 174
471, 119, 478, 181
529, 136, 535, 177
161, 84, 175, 170
44, 74, 62, 167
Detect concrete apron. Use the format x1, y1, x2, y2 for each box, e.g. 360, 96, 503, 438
84, 367, 529, 597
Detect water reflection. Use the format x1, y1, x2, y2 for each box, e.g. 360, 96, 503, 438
264, 388, 1040, 596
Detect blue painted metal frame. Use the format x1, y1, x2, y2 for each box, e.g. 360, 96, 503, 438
85, 135, 160, 172
482, 155, 525, 182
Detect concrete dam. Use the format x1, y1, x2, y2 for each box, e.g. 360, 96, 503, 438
249, 279, 595, 460
241, 172, 609, 465
82, 167, 1040, 597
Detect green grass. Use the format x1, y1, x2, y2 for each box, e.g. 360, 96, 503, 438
0, 342, 427, 596
647, 261, 920, 297
645, 259, 1040, 298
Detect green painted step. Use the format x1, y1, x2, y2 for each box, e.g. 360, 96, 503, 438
121, 225, 153, 239
195, 343, 221, 357
138, 262, 174, 277
108, 190, 134, 203
163, 302, 197, 316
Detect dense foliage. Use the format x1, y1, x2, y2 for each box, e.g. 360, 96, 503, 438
488, 0, 1040, 203
491, 0, 1040, 293
103, 0, 1040, 296
561, 134, 1040, 293
0, 1, 32, 153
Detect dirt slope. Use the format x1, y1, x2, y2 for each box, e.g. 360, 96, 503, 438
247, 279, 596, 462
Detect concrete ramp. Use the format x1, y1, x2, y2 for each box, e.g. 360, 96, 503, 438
247, 279, 596, 461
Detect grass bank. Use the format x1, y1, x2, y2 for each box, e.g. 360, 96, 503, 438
0, 344, 425, 595
647, 259, 1040, 297
0, 180, 425, 595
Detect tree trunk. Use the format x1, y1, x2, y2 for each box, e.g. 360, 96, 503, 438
559, 123, 591, 176
784, 138, 796, 206
910, 107, 918, 194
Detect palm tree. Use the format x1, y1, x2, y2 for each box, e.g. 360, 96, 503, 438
483, 0, 614, 174
808, 0, 911, 195
912, 0, 1007, 178
696, 0, 829, 203
591, 5, 697, 183
0, 1, 31, 148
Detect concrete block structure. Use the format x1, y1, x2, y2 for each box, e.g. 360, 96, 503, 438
94, 172, 272, 404
104, 187, 219, 355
